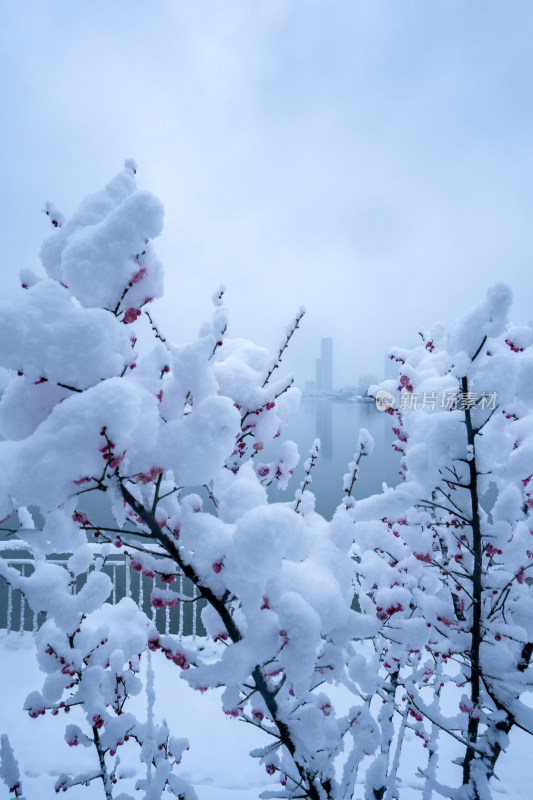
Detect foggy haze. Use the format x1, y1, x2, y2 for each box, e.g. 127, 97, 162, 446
1, 1, 532, 388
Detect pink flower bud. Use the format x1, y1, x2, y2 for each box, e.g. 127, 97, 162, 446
414, 552, 432, 563
131, 267, 147, 284
123, 308, 141, 324
72, 510, 90, 526
172, 652, 188, 669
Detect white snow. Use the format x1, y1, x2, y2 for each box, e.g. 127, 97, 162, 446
1, 633, 530, 799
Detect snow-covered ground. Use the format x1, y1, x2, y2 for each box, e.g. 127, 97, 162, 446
1, 632, 272, 800
1, 632, 530, 799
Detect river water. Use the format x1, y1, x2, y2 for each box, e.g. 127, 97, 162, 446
264, 398, 400, 520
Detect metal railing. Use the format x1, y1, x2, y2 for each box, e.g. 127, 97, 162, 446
0, 552, 206, 638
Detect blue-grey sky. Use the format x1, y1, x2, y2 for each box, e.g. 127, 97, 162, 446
2, 1, 533, 386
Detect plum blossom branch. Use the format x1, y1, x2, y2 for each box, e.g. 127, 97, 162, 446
262, 308, 305, 388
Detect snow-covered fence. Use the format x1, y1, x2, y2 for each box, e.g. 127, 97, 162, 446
0, 551, 205, 638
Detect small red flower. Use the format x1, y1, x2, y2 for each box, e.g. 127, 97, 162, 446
131, 267, 146, 284
123, 308, 141, 324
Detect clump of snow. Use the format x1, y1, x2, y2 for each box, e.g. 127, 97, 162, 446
0, 280, 132, 387
0, 734, 23, 798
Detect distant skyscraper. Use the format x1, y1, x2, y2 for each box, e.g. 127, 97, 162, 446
304, 338, 333, 394
320, 337, 333, 392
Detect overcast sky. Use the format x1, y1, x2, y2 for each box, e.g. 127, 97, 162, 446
2, 1, 532, 387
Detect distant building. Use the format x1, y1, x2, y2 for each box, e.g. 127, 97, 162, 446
313, 338, 333, 392
319, 337, 333, 392
305, 338, 334, 394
